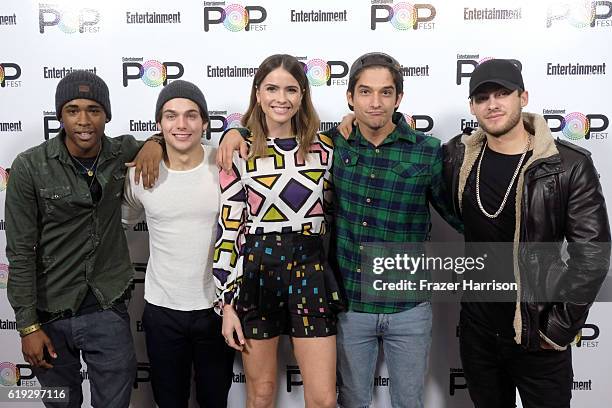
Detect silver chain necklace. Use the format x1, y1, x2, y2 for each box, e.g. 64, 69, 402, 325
475, 135, 532, 219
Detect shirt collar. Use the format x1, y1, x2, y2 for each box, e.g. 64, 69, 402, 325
347, 112, 417, 146
46, 129, 118, 165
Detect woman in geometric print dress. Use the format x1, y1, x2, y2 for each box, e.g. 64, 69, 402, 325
213, 54, 344, 408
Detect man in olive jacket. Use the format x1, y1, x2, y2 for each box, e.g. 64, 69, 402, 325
6, 71, 160, 407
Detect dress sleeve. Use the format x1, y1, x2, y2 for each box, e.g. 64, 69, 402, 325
213, 152, 247, 311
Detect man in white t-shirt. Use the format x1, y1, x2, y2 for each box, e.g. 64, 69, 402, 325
122, 80, 234, 407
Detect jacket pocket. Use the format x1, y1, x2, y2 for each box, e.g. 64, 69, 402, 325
39, 186, 74, 217
109, 170, 127, 199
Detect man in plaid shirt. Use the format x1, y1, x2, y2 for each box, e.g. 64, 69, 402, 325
323, 53, 460, 408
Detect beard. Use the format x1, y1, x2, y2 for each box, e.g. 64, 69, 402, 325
480, 109, 522, 138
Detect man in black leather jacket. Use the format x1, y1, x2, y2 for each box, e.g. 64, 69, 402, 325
442, 59, 610, 408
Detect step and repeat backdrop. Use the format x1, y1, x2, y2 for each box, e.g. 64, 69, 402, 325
1, 0, 611, 407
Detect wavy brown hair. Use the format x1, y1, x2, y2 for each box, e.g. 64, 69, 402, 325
242, 54, 320, 160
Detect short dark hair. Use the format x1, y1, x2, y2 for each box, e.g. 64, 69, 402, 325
347, 53, 403, 110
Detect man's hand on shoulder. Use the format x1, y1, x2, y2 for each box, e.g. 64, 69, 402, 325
125, 136, 164, 189
217, 129, 249, 173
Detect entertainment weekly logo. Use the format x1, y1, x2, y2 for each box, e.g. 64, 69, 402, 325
0, 13, 17, 26
39, 4, 101, 33
125, 10, 181, 25
546, 0, 612, 28
543, 109, 609, 140
463, 6, 522, 21
370, 0, 436, 30
289, 9, 348, 23
546, 61, 606, 76
203, 2, 267, 32
455, 54, 522, 85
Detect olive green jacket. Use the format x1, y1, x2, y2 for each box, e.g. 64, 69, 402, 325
5, 130, 141, 329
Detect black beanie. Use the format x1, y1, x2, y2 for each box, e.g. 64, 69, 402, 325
155, 80, 209, 123
55, 70, 111, 120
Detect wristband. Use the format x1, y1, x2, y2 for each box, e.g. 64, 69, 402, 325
18, 323, 41, 338
146, 134, 166, 150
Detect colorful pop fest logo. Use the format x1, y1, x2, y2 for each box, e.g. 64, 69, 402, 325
371, 1, 436, 30
544, 111, 609, 140
207, 112, 244, 140
299, 59, 349, 86
546, 1, 611, 28
224, 113, 243, 129
561, 112, 590, 140
222, 4, 248, 31
139, 60, 166, 87
0, 166, 8, 191
0, 63, 22, 88
203, 3, 267, 32
0, 264, 8, 289
39, 5, 101, 33
0, 362, 18, 386
390, 2, 418, 30
304, 59, 331, 86
122, 60, 184, 87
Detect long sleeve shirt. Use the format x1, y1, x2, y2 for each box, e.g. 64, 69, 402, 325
6, 130, 141, 329
122, 146, 219, 311
323, 112, 463, 313
213, 133, 334, 306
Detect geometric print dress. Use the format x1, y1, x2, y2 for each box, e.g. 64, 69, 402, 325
213, 132, 344, 337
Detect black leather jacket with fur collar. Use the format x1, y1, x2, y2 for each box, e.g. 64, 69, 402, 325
443, 112, 611, 351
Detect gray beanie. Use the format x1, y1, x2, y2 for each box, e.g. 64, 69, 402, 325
155, 80, 209, 123
55, 70, 111, 120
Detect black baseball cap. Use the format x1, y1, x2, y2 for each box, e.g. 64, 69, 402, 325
468, 59, 524, 98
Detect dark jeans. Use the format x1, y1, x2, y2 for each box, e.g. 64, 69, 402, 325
33, 304, 137, 408
459, 311, 573, 408
142, 302, 235, 408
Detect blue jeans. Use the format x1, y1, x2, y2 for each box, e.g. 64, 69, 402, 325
336, 302, 432, 408
33, 304, 137, 408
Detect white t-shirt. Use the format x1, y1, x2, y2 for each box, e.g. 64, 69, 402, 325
122, 145, 219, 310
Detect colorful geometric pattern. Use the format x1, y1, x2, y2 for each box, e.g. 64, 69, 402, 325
235, 233, 342, 338
213, 134, 334, 307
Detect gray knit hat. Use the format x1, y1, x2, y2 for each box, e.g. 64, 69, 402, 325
55, 70, 111, 120
155, 80, 209, 123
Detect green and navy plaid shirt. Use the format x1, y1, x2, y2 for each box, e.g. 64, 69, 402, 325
324, 112, 461, 313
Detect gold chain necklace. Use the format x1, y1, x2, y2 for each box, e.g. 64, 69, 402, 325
70, 145, 101, 178
475, 135, 532, 219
